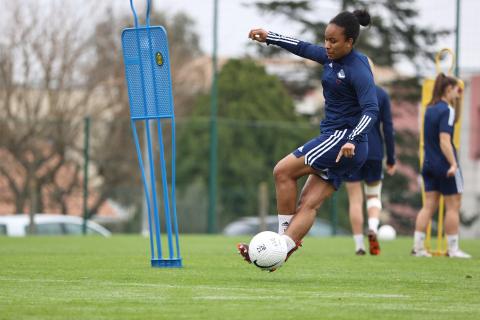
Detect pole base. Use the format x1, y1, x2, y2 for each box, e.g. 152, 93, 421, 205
151, 258, 182, 268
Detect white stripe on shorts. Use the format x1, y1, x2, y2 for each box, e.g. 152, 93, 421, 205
454, 168, 463, 193
304, 130, 341, 165
309, 129, 348, 164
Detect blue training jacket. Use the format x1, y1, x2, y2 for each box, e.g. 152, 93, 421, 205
423, 100, 457, 175
367, 86, 396, 164
266, 31, 378, 146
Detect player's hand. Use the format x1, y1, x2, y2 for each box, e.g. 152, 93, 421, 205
446, 163, 457, 177
248, 29, 268, 42
386, 163, 396, 176
336, 142, 355, 163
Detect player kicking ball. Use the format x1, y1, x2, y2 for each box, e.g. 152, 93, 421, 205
238, 9, 379, 268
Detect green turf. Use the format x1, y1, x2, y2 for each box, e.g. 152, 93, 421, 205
0, 235, 479, 320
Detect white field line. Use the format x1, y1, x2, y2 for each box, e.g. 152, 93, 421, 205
2, 276, 479, 313
0, 276, 409, 299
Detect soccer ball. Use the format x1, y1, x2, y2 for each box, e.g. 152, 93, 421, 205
378, 225, 396, 241
248, 231, 287, 271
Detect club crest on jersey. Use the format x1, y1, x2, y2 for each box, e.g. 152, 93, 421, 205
337, 69, 345, 79
329, 63, 333, 68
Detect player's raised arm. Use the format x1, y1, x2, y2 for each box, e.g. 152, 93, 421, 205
248, 28, 328, 64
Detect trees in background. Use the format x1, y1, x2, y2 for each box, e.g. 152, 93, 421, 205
253, 0, 449, 73
0, 2, 97, 215
0, 1, 204, 221
85, 8, 204, 217
252, 0, 445, 231
176, 59, 317, 227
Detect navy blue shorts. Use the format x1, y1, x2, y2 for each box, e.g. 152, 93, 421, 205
345, 159, 383, 183
292, 129, 367, 190
422, 166, 464, 195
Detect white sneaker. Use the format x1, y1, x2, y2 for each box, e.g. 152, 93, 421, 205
447, 249, 472, 259
411, 249, 432, 257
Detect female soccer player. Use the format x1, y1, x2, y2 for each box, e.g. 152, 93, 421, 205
345, 79, 396, 256
411, 73, 471, 258
238, 10, 379, 265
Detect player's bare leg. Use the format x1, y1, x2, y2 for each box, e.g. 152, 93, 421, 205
365, 181, 382, 255
411, 191, 439, 257
237, 154, 315, 263
346, 182, 365, 255
285, 174, 335, 243
444, 194, 471, 258
274, 154, 317, 234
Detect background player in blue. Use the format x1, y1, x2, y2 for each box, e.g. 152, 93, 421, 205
237, 10, 379, 267
345, 60, 396, 256
412, 73, 470, 258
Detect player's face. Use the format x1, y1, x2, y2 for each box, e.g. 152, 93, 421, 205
446, 84, 461, 102
324, 24, 354, 60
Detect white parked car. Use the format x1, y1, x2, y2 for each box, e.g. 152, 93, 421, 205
0, 214, 111, 237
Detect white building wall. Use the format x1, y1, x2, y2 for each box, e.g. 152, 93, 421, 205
459, 73, 480, 238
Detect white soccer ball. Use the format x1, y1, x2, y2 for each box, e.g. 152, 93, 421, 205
378, 225, 396, 241
248, 231, 287, 271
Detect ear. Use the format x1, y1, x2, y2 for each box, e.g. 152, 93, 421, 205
347, 38, 354, 47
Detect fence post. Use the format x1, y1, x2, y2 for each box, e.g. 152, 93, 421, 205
330, 192, 338, 236
82, 116, 91, 235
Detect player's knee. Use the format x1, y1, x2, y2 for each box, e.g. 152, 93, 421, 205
366, 197, 382, 210
364, 182, 381, 199
273, 162, 289, 182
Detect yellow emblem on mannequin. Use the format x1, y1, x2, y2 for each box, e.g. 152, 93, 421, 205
155, 52, 163, 66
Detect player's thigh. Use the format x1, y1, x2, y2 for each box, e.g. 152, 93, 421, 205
444, 193, 461, 212
274, 153, 317, 180
345, 181, 363, 203
424, 191, 441, 212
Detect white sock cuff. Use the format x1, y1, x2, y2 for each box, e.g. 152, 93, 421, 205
281, 234, 296, 252
353, 234, 365, 251
353, 234, 364, 240
447, 234, 459, 251
368, 218, 380, 233
413, 231, 426, 251
278, 214, 294, 235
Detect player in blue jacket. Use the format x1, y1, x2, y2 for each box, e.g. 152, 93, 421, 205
345, 82, 396, 256
412, 73, 470, 258
237, 10, 379, 267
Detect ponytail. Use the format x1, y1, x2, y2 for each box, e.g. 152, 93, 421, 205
427, 73, 462, 124
427, 73, 458, 107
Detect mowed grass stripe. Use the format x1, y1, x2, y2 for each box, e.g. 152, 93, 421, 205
0, 235, 479, 320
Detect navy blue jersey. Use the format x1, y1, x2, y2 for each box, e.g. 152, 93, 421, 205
423, 100, 457, 175
266, 32, 378, 146
367, 86, 396, 164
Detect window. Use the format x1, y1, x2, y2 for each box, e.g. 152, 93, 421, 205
0, 224, 6, 236
64, 223, 104, 236
86, 227, 104, 236
63, 223, 83, 235
31, 223, 64, 235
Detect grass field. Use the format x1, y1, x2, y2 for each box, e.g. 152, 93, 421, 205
0, 235, 479, 320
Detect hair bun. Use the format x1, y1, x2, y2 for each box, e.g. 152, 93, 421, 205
353, 9, 371, 27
